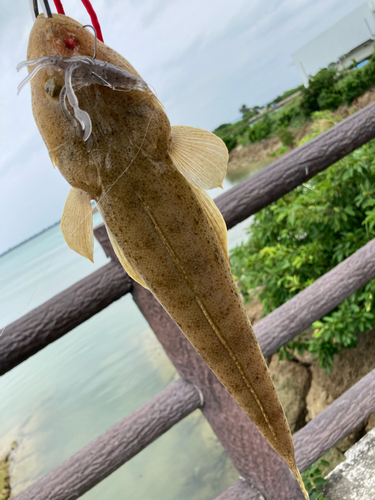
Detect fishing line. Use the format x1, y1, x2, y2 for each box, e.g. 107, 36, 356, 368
52, 0, 104, 42
30, 0, 53, 20
40, 0, 53, 18
29, 0, 38, 20
53, 0, 65, 15
80, 0, 104, 43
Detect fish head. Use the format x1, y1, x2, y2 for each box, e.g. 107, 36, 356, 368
25, 14, 170, 199
26, 14, 104, 196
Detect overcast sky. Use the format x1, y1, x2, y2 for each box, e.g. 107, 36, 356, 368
0, 0, 365, 254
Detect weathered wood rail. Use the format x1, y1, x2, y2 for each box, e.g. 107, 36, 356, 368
3, 100, 375, 500
0, 261, 133, 375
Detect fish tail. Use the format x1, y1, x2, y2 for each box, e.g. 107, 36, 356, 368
293, 466, 310, 500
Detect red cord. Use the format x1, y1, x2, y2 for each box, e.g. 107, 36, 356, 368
51, 0, 104, 44
53, 0, 65, 15
80, 0, 104, 43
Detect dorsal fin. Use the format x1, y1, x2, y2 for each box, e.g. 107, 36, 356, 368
192, 186, 230, 267
61, 187, 94, 262
106, 226, 149, 289
169, 126, 228, 190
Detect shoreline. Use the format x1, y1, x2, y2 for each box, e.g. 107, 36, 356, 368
0, 445, 15, 500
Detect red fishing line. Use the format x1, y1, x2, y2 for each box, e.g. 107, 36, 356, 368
52, 0, 104, 44
53, 0, 65, 15
80, 0, 104, 43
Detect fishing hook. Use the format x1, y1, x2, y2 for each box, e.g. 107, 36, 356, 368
82, 24, 97, 59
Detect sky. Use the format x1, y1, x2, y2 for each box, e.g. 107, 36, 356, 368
0, 0, 366, 254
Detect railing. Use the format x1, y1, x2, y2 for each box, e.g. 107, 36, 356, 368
2, 101, 375, 500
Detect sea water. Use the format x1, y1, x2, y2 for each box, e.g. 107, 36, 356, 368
0, 178, 254, 500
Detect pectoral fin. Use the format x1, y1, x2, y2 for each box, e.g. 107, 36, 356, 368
169, 126, 228, 190
61, 188, 94, 262
106, 227, 149, 289
192, 186, 229, 266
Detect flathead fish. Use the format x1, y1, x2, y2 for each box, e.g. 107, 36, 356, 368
20, 14, 309, 499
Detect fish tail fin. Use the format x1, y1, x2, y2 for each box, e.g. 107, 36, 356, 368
292, 465, 310, 500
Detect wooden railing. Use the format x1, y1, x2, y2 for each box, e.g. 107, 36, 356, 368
2, 101, 375, 500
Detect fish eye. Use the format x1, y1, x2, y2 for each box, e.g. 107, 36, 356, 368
44, 78, 62, 99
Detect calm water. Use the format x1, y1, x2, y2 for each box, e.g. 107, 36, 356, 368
0, 171, 259, 499
226, 157, 275, 185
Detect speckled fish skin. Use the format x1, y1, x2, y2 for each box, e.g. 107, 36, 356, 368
26, 14, 308, 498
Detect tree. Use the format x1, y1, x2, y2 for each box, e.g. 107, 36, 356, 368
239, 104, 250, 117
300, 67, 339, 115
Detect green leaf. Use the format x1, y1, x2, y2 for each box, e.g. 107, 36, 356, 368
311, 492, 321, 500
230, 137, 375, 371
314, 477, 327, 486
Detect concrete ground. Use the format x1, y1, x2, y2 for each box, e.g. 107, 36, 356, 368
322, 428, 375, 499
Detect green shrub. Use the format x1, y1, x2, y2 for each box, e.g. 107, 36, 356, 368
317, 89, 342, 110
269, 145, 288, 157
363, 55, 375, 86
247, 105, 305, 144
213, 123, 232, 134
288, 112, 309, 130
213, 123, 236, 140
275, 101, 305, 129
239, 104, 250, 117
277, 127, 295, 148
248, 114, 273, 142
302, 457, 330, 500
300, 68, 339, 115
339, 71, 367, 105
297, 111, 340, 147
222, 135, 237, 152
214, 54, 375, 149
267, 85, 303, 108
230, 138, 375, 371
299, 54, 375, 113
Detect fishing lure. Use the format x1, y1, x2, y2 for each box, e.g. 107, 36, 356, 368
18, 55, 148, 140
19, 8, 309, 500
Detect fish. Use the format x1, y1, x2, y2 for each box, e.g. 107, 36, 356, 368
21, 13, 309, 499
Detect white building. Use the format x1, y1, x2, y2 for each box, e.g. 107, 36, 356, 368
292, 1, 375, 85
